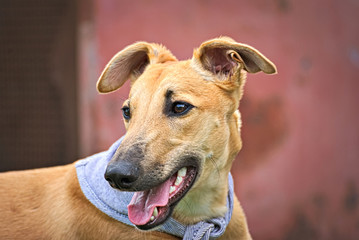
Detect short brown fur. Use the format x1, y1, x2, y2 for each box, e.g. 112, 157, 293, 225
0, 37, 276, 239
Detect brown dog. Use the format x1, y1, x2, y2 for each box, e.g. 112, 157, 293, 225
0, 37, 276, 239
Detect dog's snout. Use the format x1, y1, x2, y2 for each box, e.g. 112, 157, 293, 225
104, 162, 140, 190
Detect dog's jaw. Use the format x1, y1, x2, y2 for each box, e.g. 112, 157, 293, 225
171, 110, 243, 225
172, 162, 230, 224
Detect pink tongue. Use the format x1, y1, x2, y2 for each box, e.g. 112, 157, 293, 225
128, 178, 172, 225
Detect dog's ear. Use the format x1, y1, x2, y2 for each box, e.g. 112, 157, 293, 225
97, 42, 177, 93
192, 37, 277, 79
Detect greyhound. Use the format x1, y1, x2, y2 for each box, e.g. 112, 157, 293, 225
0, 37, 276, 239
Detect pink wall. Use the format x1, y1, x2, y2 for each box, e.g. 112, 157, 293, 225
78, 0, 359, 239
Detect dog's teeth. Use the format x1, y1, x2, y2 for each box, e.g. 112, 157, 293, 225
175, 176, 183, 186
169, 186, 176, 194
178, 167, 187, 177
153, 207, 158, 217
150, 207, 158, 221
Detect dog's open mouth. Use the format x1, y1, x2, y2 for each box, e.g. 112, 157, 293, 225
127, 166, 197, 230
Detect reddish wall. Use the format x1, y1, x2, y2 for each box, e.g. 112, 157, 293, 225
78, 0, 359, 239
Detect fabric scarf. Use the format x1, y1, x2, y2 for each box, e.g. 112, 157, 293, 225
76, 137, 234, 240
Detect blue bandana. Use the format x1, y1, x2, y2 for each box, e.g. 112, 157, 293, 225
76, 137, 234, 239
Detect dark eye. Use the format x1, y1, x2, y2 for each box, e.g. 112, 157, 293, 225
171, 101, 193, 116
122, 106, 131, 120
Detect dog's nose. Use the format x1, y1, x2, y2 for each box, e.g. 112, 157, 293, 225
104, 162, 140, 190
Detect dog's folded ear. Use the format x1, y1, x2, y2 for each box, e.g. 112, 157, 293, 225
97, 42, 177, 93
192, 37, 277, 78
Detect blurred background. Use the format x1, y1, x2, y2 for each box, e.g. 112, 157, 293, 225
1, 0, 358, 239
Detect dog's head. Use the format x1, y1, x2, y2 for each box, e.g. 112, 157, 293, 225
97, 37, 276, 230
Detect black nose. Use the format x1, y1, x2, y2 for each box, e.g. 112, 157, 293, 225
104, 162, 140, 190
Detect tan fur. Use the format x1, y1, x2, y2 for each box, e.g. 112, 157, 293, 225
0, 37, 276, 239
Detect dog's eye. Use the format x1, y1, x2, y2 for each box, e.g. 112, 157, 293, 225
122, 106, 131, 120
171, 101, 193, 116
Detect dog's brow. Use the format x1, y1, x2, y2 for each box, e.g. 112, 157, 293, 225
123, 99, 130, 107
165, 89, 174, 99
163, 89, 174, 116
